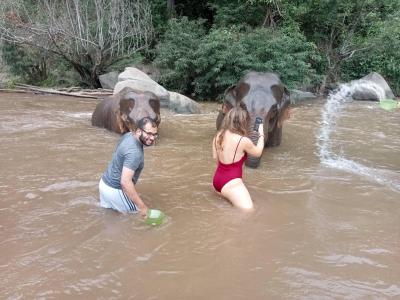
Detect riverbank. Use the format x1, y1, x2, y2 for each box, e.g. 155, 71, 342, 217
0, 84, 113, 99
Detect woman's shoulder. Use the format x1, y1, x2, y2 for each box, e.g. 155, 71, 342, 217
239, 136, 253, 148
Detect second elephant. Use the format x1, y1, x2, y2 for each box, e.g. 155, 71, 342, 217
92, 87, 161, 134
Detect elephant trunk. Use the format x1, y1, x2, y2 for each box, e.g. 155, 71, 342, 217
245, 123, 263, 168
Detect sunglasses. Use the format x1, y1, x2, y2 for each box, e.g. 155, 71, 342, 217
141, 129, 159, 139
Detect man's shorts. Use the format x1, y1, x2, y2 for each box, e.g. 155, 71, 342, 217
99, 178, 138, 213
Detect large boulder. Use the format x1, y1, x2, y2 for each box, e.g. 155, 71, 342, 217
169, 92, 201, 114
114, 67, 170, 107
351, 72, 395, 101
133, 63, 161, 82
118, 67, 153, 82
99, 71, 119, 89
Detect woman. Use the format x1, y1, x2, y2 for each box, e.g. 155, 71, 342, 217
212, 105, 264, 210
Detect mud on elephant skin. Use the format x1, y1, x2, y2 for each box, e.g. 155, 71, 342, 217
216, 72, 291, 168
91, 87, 161, 134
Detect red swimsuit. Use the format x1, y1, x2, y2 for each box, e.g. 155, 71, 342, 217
213, 137, 247, 192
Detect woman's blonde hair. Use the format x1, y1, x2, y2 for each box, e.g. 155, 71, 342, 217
216, 102, 249, 151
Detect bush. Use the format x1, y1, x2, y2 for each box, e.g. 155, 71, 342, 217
341, 14, 400, 96
192, 27, 249, 99
154, 17, 206, 95
1, 42, 49, 84
194, 26, 321, 99
211, 0, 265, 28
155, 21, 321, 100
1, 41, 83, 87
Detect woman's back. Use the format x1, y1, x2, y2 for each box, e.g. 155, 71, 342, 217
215, 130, 246, 164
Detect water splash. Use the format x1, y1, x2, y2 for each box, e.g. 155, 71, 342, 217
317, 84, 354, 161
317, 81, 400, 191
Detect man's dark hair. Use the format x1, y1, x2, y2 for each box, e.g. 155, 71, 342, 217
137, 117, 157, 130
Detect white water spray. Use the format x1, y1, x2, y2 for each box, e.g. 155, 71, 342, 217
317, 81, 400, 191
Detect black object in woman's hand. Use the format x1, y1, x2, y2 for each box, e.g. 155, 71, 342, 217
254, 117, 263, 131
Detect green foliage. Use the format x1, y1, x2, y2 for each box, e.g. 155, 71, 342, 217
194, 26, 320, 99
2, 0, 400, 94
155, 19, 320, 99
1, 41, 83, 87
106, 53, 144, 73
192, 27, 248, 98
0, 0, 154, 88
341, 12, 400, 95
282, 0, 400, 86
148, 0, 170, 37
1, 42, 48, 84
210, 0, 264, 27
42, 60, 81, 87
154, 17, 206, 95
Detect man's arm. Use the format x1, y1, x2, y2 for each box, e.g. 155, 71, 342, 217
120, 166, 148, 217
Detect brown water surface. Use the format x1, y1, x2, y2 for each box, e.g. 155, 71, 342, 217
0, 92, 399, 299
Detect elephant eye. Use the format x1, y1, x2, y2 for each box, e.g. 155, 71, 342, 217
149, 99, 159, 109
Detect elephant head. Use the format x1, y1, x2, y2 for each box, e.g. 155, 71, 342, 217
92, 87, 161, 134
216, 72, 291, 168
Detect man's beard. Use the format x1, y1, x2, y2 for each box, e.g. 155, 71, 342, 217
139, 133, 154, 146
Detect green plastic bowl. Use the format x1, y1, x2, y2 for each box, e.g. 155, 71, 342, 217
145, 209, 165, 226
379, 99, 399, 111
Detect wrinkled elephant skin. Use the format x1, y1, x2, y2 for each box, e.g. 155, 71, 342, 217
91, 87, 161, 134
216, 72, 291, 168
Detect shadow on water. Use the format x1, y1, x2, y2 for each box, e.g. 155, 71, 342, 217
0, 92, 399, 299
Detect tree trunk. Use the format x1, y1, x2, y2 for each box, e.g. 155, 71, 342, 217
70, 63, 101, 88
167, 0, 175, 19
262, 6, 275, 28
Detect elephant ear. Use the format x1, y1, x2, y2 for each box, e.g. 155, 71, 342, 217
119, 93, 136, 130
224, 85, 237, 109
148, 93, 161, 114
235, 82, 250, 102
149, 96, 161, 125
277, 87, 291, 128
224, 83, 250, 109
271, 84, 285, 105
282, 87, 290, 106
272, 85, 290, 108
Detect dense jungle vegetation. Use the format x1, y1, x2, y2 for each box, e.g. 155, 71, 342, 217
0, 0, 399, 100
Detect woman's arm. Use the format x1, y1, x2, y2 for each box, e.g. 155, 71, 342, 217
212, 136, 218, 161
243, 125, 264, 157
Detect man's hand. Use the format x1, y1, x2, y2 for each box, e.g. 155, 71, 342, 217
121, 167, 148, 216
138, 204, 148, 218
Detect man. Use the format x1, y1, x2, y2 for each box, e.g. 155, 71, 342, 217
99, 117, 158, 216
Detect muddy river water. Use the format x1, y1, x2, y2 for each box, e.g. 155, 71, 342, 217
0, 92, 399, 299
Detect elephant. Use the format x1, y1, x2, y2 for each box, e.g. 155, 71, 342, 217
216, 71, 291, 168
91, 87, 161, 134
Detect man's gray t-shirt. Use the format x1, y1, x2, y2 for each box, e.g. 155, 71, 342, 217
102, 133, 144, 189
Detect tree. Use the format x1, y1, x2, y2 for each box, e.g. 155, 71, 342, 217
246, 0, 283, 28
155, 19, 320, 99
1, 41, 49, 83
167, 0, 175, 18
284, 0, 400, 92
341, 10, 400, 95
0, 0, 154, 87
154, 17, 206, 95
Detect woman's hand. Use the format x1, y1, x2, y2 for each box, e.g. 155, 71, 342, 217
258, 122, 264, 138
